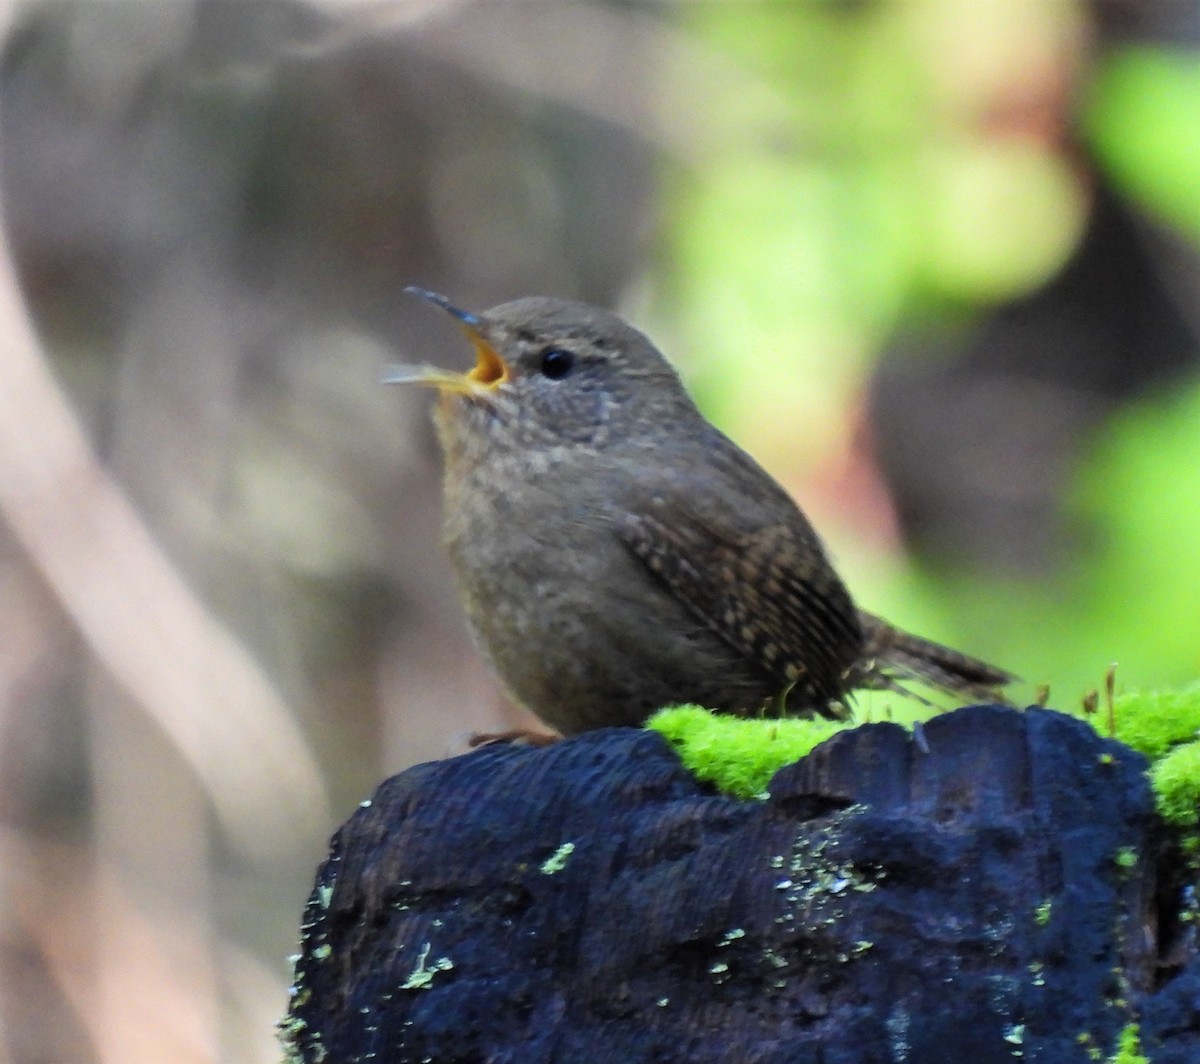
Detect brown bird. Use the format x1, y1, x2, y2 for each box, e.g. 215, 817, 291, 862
387, 288, 1014, 737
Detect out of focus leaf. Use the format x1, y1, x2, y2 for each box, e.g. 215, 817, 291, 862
1087, 47, 1200, 242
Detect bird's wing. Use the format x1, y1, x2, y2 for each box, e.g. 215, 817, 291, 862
617, 503, 863, 706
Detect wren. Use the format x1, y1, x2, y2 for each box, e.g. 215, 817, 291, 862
386, 288, 1013, 736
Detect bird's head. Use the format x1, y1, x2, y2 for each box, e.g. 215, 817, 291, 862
386, 288, 695, 451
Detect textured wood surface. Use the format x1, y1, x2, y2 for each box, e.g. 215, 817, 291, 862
282, 706, 1200, 1063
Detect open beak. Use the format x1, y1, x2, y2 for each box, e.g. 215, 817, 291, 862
382, 287, 509, 393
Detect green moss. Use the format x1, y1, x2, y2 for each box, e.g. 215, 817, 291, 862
1108, 1023, 1149, 1064
400, 942, 455, 991
652, 685, 1200, 824
540, 842, 576, 875
647, 705, 857, 799
1093, 684, 1200, 826
1151, 742, 1200, 827
1108, 685, 1200, 759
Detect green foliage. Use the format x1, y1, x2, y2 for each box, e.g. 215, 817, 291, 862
669, 2, 1085, 458
1072, 384, 1200, 691
1087, 46, 1200, 241
647, 706, 854, 800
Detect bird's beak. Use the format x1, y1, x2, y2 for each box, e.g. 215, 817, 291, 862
383, 287, 509, 393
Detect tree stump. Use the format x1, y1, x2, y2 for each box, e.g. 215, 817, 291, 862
280, 705, 1200, 1063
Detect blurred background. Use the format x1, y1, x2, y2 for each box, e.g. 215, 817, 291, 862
0, 0, 1197, 1059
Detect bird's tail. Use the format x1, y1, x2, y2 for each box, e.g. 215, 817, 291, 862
852, 611, 1016, 705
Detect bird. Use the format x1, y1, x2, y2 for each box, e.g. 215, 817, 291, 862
386, 287, 1014, 737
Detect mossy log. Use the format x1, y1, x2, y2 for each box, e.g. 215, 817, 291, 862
281, 705, 1200, 1063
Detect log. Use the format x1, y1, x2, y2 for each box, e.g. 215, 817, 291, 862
280, 705, 1200, 1063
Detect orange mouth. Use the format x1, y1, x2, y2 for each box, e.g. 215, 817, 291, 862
384, 287, 510, 393
466, 335, 507, 388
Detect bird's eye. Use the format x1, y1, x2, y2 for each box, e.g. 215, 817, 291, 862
539, 348, 575, 380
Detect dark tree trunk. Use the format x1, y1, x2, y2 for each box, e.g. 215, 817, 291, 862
281, 705, 1200, 1064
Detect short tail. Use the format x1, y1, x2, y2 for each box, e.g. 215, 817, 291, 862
852, 611, 1016, 705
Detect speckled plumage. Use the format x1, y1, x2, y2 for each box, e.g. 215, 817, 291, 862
394, 293, 1012, 735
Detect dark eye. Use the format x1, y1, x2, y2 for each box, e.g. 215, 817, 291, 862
539, 348, 575, 380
